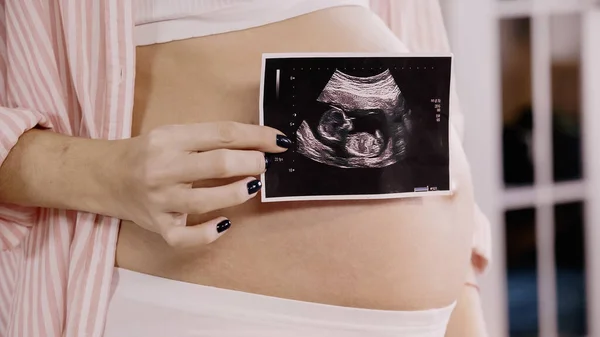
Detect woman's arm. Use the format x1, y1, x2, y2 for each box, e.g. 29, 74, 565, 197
0, 122, 131, 250
0, 120, 290, 250
0, 106, 59, 249
445, 265, 489, 337
0, 128, 123, 215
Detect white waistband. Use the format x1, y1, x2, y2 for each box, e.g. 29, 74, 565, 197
104, 268, 455, 337
134, 0, 371, 46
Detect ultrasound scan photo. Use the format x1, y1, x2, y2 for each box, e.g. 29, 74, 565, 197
259, 53, 452, 202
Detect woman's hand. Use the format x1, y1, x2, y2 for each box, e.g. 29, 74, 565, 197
108, 122, 291, 249
0, 122, 290, 249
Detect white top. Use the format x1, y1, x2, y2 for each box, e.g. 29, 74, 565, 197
134, 0, 371, 46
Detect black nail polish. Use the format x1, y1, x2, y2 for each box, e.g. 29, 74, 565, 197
264, 154, 271, 170
276, 135, 292, 149
247, 179, 262, 194
216, 219, 231, 233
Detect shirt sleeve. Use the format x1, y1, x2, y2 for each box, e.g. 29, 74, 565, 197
0, 108, 53, 250
369, 0, 492, 274
0, 1, 57, 250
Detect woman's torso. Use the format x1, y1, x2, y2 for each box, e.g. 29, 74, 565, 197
116, 5, 476, 311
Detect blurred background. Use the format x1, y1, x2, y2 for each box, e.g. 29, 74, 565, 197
438, 0, 600, 336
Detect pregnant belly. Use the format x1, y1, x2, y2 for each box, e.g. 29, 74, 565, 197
116, 6, 476, 311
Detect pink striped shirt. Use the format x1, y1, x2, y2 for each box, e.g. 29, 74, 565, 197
0, 1, 490, 336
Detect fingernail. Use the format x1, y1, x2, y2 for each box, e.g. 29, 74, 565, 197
264, 154, 271, 171
247, 179, 262, 194
217, 219, 231, 233
276, 135, 292, 149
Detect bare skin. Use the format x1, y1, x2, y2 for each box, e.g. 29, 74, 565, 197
445, 267, 489, 337
116, 6, 476, 312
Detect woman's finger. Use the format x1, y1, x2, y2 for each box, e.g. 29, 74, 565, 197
174, 149, 268, 182
167, 122, 292, 153
161, 217, 231, 249
167, 177, 262, 215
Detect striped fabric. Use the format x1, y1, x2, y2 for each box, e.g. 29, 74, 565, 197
0, 1, 490, 336
0, 1, 134, 336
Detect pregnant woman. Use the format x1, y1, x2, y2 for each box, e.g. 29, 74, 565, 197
0, 1, 490, 336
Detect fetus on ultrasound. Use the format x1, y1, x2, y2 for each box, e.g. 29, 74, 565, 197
297, 69, 413, 168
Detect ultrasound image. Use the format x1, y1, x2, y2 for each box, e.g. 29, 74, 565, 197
260, 54, 452, 201
296, 69, 412, 168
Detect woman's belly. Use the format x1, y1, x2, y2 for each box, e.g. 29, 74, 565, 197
116, 6, 476, 311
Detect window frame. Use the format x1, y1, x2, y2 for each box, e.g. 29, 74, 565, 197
443, 0, 600, 335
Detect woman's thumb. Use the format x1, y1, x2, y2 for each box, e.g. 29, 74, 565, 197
162, 217, 231, 249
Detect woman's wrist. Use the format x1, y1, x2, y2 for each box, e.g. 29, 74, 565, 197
0, 129, 127, 217
62, 134, 131, 217
464, 282, 480, 292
